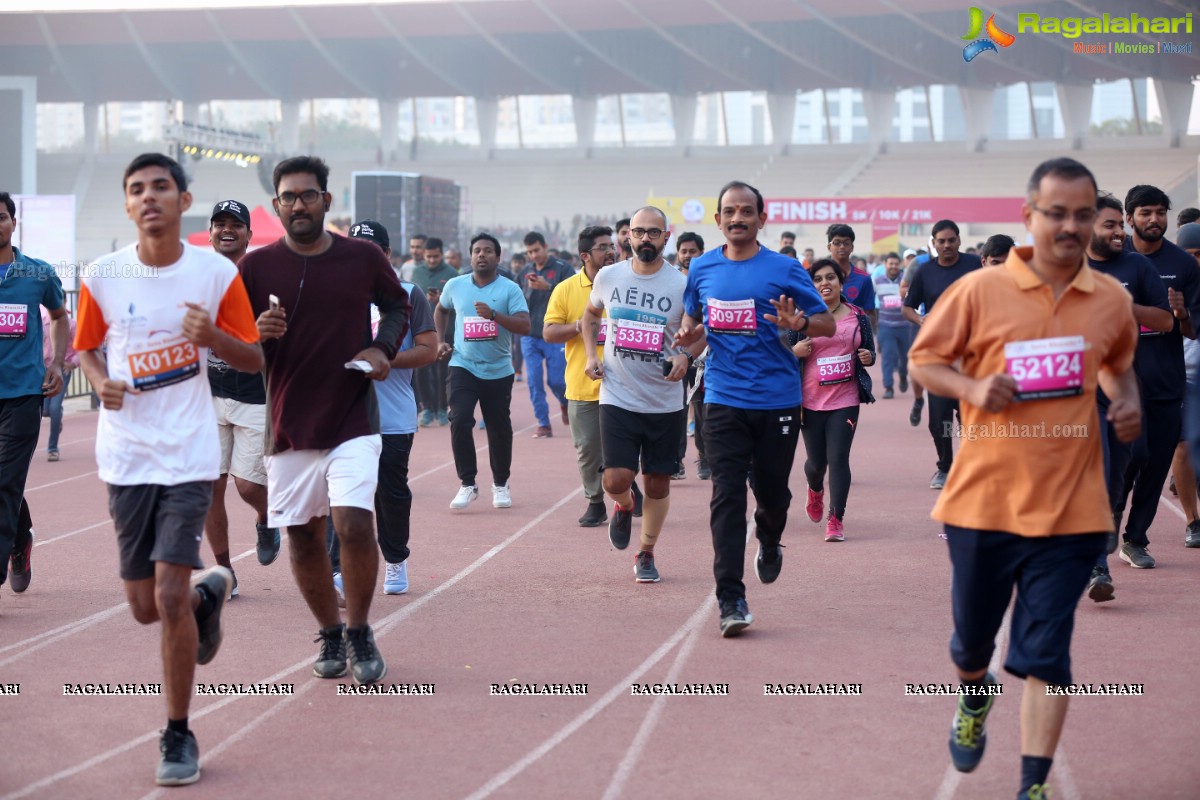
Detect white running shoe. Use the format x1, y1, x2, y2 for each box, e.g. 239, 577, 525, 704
492, 483, 512, 508
450, 485, 479, 509
383, 561, 409, 594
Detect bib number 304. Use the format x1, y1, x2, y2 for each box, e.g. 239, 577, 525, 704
1004, 336, 1085, 400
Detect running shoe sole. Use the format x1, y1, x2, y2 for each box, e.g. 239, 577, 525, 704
1087, 577, 1115, 602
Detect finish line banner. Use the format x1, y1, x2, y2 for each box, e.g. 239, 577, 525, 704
764, 197, 1024, 225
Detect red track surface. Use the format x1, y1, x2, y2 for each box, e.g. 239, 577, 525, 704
3, 376, 1199, 800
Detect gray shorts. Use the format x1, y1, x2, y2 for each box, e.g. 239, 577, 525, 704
107, 482, 212, 581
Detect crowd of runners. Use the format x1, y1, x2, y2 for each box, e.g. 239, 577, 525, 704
2, 152, 1199, 799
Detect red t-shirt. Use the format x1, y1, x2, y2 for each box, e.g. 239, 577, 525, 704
239, 235, 410, 453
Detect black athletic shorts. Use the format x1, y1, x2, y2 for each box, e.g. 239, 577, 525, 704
108, 482, 212, 580
599, 404, 686, 477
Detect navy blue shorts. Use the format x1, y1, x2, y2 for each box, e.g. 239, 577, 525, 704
945, 525, 1106, 687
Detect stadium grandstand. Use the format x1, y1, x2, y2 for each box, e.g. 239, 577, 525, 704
2, 0, 1198, 266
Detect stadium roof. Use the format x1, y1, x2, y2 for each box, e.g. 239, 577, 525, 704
1, 0, 1197, 104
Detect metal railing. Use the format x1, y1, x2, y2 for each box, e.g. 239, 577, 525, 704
61, 290, 93, 400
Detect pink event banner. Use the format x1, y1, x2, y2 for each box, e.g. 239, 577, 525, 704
764, 197, 1025, 225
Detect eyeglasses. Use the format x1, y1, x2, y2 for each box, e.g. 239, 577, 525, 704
828, 239, 854, 248
589, 244, 617, 253
630, 228, 665, 240
277, 190, 323, 207
1030, 204, 1096, 227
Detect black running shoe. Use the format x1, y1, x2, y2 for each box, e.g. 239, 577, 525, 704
608, 503, 633, 550
578, 501, 607, 528
193, 567, 233, 665
9, 530, 32, 593
1086, 565, 1114, 602
345, 625, 387, 685
313, 623, 348, 678
696, 458, 711, 480
718, 597, 753, 637
156, 728, 200, 786
909, 397, 925, 427
631, 482, 644, 518
256, 522, 281, 566
1186, 520, 1200, 548
755, 540, 783, 584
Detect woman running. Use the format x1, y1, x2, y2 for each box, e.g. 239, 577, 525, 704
792, 258, 875, 541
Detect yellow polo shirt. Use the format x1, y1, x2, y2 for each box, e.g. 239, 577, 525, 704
545, 270, 605, 402
909, 247, 1137, 536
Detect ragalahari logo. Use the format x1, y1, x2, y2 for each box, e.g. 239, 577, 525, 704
961, 7, 1016, 62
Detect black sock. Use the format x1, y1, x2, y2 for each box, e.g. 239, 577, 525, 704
193, 585, 216, 620
961, 673, 992, 712
167, 717, 188, 736
1020, 755, 1052, 792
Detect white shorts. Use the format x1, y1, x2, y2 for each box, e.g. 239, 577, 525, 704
214, 397, 268, 485
264, 434, 382, 528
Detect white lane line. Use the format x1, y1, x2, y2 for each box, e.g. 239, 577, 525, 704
1157, 492, 1188, 521
33, 520, 110, 548
933, 607, 1011, 800
24, 470, 98, 492
0, 548, 254, 667
1054, 746, 1081, 800
464, 596, 715, 800
1, 487, 582, 800
2, 428, 529, 653
600, 614, 705, 800
407, 422, 537, 482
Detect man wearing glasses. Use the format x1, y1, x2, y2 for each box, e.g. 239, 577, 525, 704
826, 224, 877, 328
902, 220, 982, 491
239, 156, 411, 686
581, 208, 702, 584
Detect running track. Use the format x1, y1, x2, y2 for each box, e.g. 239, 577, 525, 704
2, 374, 1198, 800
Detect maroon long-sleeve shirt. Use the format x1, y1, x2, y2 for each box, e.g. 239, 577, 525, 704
239, 234, 410, 453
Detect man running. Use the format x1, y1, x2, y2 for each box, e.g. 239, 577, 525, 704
204, 200, 279, 599
75, 153, 261, 784
675, 232, 707, 478
826, 224, 877, 328
411, 237, 457, 427
873, 251, 909, 399
677, 181, 834, 636
436, 233, 529, 510
902, 220, 982, 489
908, 158, 1140, 800
1083, 192, 1171, 602
543, 225, 616, 527
582, 207, 699, 583
1113, 184, 1200, 569
0, 191, 69, 596
517, 232, 574, 438
240, 156, 411, 686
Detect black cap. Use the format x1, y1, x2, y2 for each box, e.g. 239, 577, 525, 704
210, 199, 251, 227
350, 219, 390, 250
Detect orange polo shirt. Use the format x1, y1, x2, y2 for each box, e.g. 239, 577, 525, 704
909, 247, 1137, 536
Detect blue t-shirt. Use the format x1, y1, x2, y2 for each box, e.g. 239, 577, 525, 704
684, 244, 827, 410
0, 248, 65, 399
376, 283, 436, 435
440, 273, 528, 380
1120, 238, 1200, 402
843, 268, 876, 311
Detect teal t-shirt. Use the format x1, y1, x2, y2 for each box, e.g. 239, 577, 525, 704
0, 248, 65, 399
440, 273, 528, 380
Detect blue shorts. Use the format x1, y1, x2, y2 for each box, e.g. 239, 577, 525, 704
945, 525, 1105, 687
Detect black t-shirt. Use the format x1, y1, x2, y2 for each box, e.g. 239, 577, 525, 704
209, 351, 267, 404
1089, 251, 1169, 406
902, 253, 982, 314
1117, 238, 1200, 402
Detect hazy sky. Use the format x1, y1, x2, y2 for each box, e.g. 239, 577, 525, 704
7, 0, 441, 11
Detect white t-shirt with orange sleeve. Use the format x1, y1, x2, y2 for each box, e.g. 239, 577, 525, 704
75, 242, 260, 486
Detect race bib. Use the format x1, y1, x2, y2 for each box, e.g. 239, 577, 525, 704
707, 298, 756, 335
816, 353, 854, 385
1004, 336, 1085, 400
596, 318, 608, 344
1138, 322, 1164, 336
0, 303, 28, 338
881, 294, 903, 310
463, 315, 498, 341
612, 319, 664, 355
128, 337, 200, 391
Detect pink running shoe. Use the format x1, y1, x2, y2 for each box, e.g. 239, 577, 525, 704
825, 514, 844, 542
806, 488, 824, 523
